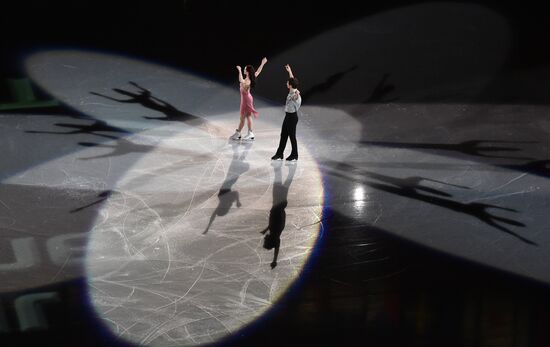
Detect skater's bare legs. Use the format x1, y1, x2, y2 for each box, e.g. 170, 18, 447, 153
237, 114, 246, 132
246, 115, 253, 132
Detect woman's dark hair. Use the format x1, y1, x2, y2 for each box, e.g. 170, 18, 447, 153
288, 77, 299, 89
245, 65, 256, 89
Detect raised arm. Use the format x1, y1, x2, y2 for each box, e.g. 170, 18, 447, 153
236, 65, 244, 83
285, 64, 295, 79
285, 65, 300, 100
255, 57, 268, 78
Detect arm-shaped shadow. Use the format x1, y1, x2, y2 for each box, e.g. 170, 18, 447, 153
70, 190, 114, 213
367, 181, 535, 246
360, 140, 536, 161
90, 91, 137, 103
202, 190, 241, 235
322, 161, 466, 198
301, 65, 358, 102
26, 120, 129, 139
364, 73, 399, 103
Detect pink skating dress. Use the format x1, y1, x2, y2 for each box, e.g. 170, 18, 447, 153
240, 85, 259, 118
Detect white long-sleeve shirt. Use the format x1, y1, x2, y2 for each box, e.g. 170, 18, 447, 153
284, 89, 301, 113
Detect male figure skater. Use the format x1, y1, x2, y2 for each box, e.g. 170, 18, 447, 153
271, 64, 301, 161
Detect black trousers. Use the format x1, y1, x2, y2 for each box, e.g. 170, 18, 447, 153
276, 112, 298, 157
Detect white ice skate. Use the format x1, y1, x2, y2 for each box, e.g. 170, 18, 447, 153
230, 130, 241, 140
242, 131, 255, 141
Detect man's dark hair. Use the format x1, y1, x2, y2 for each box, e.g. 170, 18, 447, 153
288, 77, 299, 89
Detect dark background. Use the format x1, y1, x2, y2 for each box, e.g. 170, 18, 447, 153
2, 0, 550, 98
2, 1, 550, 346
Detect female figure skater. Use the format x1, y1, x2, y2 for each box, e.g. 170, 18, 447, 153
230, 57, 268, 141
